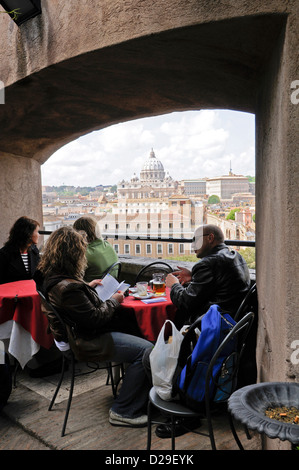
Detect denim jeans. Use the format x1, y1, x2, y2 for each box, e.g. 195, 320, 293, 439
109, 332, 153, 418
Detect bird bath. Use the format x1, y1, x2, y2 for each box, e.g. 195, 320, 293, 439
228, 382, 299, 446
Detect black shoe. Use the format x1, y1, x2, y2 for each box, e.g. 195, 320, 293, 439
155, 418, 200, 439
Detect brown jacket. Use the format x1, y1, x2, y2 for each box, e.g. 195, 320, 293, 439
42, 275, 120, 343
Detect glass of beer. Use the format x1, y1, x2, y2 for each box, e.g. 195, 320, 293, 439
152, 273, 166, 295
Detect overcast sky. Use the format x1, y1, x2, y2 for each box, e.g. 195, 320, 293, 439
41, 109, 255, 187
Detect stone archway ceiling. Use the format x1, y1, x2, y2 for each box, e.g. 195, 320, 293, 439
0, 14, 286, 163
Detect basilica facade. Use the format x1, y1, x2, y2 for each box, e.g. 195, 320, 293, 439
117, 149, 178, 202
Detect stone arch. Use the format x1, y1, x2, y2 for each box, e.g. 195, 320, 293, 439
0, 9, 288, 239
0, 9, 287, 164
0, 2, 298, 449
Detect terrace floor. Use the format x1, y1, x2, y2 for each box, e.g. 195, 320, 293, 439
0, 363, 262, 452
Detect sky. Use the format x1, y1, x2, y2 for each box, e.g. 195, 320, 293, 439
41, 109, 255, 188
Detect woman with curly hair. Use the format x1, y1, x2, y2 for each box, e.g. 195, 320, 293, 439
73, 216, 118, 282
38, 226, 152, 428
0, 216, 40, 284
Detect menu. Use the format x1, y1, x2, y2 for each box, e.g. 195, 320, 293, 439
95, 273, 130, 301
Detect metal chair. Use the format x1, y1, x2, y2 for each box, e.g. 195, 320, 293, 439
147, 311, 255, 450
234, 282, 257, 390
234, 283, 257, 321
135, 261, 173, 283
37, 290, 124, 436
101, 261, 122, 281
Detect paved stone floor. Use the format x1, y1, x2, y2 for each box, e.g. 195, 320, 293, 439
0, 363, 263, 453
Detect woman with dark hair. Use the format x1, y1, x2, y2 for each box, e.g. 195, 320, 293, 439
73, 216, 118, 282
38, 226, 152, 427
0, 216, 40, 284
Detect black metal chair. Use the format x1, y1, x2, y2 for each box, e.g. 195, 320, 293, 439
37, 290, 124, 436
135, 261, 173, 283
147, 311, 255, 450
234, 283, 258, 390
234, 283, 257, 321
101, 261, 122, 281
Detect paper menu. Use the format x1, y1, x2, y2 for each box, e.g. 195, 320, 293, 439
95, 273, 130, 301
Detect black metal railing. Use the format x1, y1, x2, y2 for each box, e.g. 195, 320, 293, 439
39, 231, 255, 247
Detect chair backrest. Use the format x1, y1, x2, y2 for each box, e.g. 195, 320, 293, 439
234, 283, 257, 321
135, 262, 173, 283
37, 290, 71, 342
101, 261, 122, 281
205, 311, 255, 403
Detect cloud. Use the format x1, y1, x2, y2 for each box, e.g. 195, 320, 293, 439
41, 109, 255, 186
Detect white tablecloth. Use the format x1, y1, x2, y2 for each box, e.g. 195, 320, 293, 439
0, 320, 40, 369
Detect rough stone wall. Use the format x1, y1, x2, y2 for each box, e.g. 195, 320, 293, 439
0, 0, 295, 87
255, 12, 298, 449
0, 153, 43, 242
0, 1, 293, 162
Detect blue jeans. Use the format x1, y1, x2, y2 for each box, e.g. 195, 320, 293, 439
109, 332, 153, 418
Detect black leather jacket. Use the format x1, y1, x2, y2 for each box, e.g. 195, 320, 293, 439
170, 243, 251, 327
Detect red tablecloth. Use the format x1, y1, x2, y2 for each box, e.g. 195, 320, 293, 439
0, 280, 53, 349
121, 288, 177, 342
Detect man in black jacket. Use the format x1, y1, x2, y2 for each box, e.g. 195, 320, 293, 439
151, 224, 252, 439
166, 224, 251, 329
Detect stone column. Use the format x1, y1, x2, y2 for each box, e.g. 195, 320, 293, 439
0, 153, 43, 247
255, 18, 299, 450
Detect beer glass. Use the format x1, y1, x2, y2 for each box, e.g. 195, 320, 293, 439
152, 273, 166, 295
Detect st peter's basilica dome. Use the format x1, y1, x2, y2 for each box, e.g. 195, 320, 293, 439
140, 149, 166, 181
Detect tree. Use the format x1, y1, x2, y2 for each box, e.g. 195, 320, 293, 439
226, 208, 240, 220
208, 195, 220, 204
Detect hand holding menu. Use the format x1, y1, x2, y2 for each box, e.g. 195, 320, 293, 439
95, 273, 130, 301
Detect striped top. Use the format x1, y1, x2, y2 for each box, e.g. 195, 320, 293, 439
21, 253, 29, 272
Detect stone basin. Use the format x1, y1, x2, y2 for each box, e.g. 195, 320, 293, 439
228, 382, 299, 445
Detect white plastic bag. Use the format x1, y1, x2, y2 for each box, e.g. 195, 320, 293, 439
149, 320, 184, 400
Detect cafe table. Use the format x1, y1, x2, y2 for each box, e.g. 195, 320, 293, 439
121, 287, 177, 342
0, 280, 53, 368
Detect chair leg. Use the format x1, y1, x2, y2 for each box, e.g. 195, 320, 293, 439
48, 354, 66, 411
105, 363, 111, 386
205, 402, 217, 450
106, 363, 124, 398
147, 400, 152, 450
244, 425, 251, 440
228, 413, 244, 450
171, 415, 176, 451
108, 363, 117, 397
61, 353, 75, 437
13, 360, 19, 387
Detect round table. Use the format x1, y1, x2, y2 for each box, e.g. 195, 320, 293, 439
0, 280, 53, 368
121, 288, 177, 342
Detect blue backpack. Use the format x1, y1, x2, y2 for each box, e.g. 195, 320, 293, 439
172, 305, 236, 411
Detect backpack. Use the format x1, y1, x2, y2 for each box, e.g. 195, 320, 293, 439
172, 304, 236, 411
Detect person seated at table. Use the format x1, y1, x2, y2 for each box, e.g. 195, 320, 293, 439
166, 224, 251, 329
143, 224, 251, 439
73, 216, 119, 282
38, 226, 152, 428
0, 216, 40, 284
